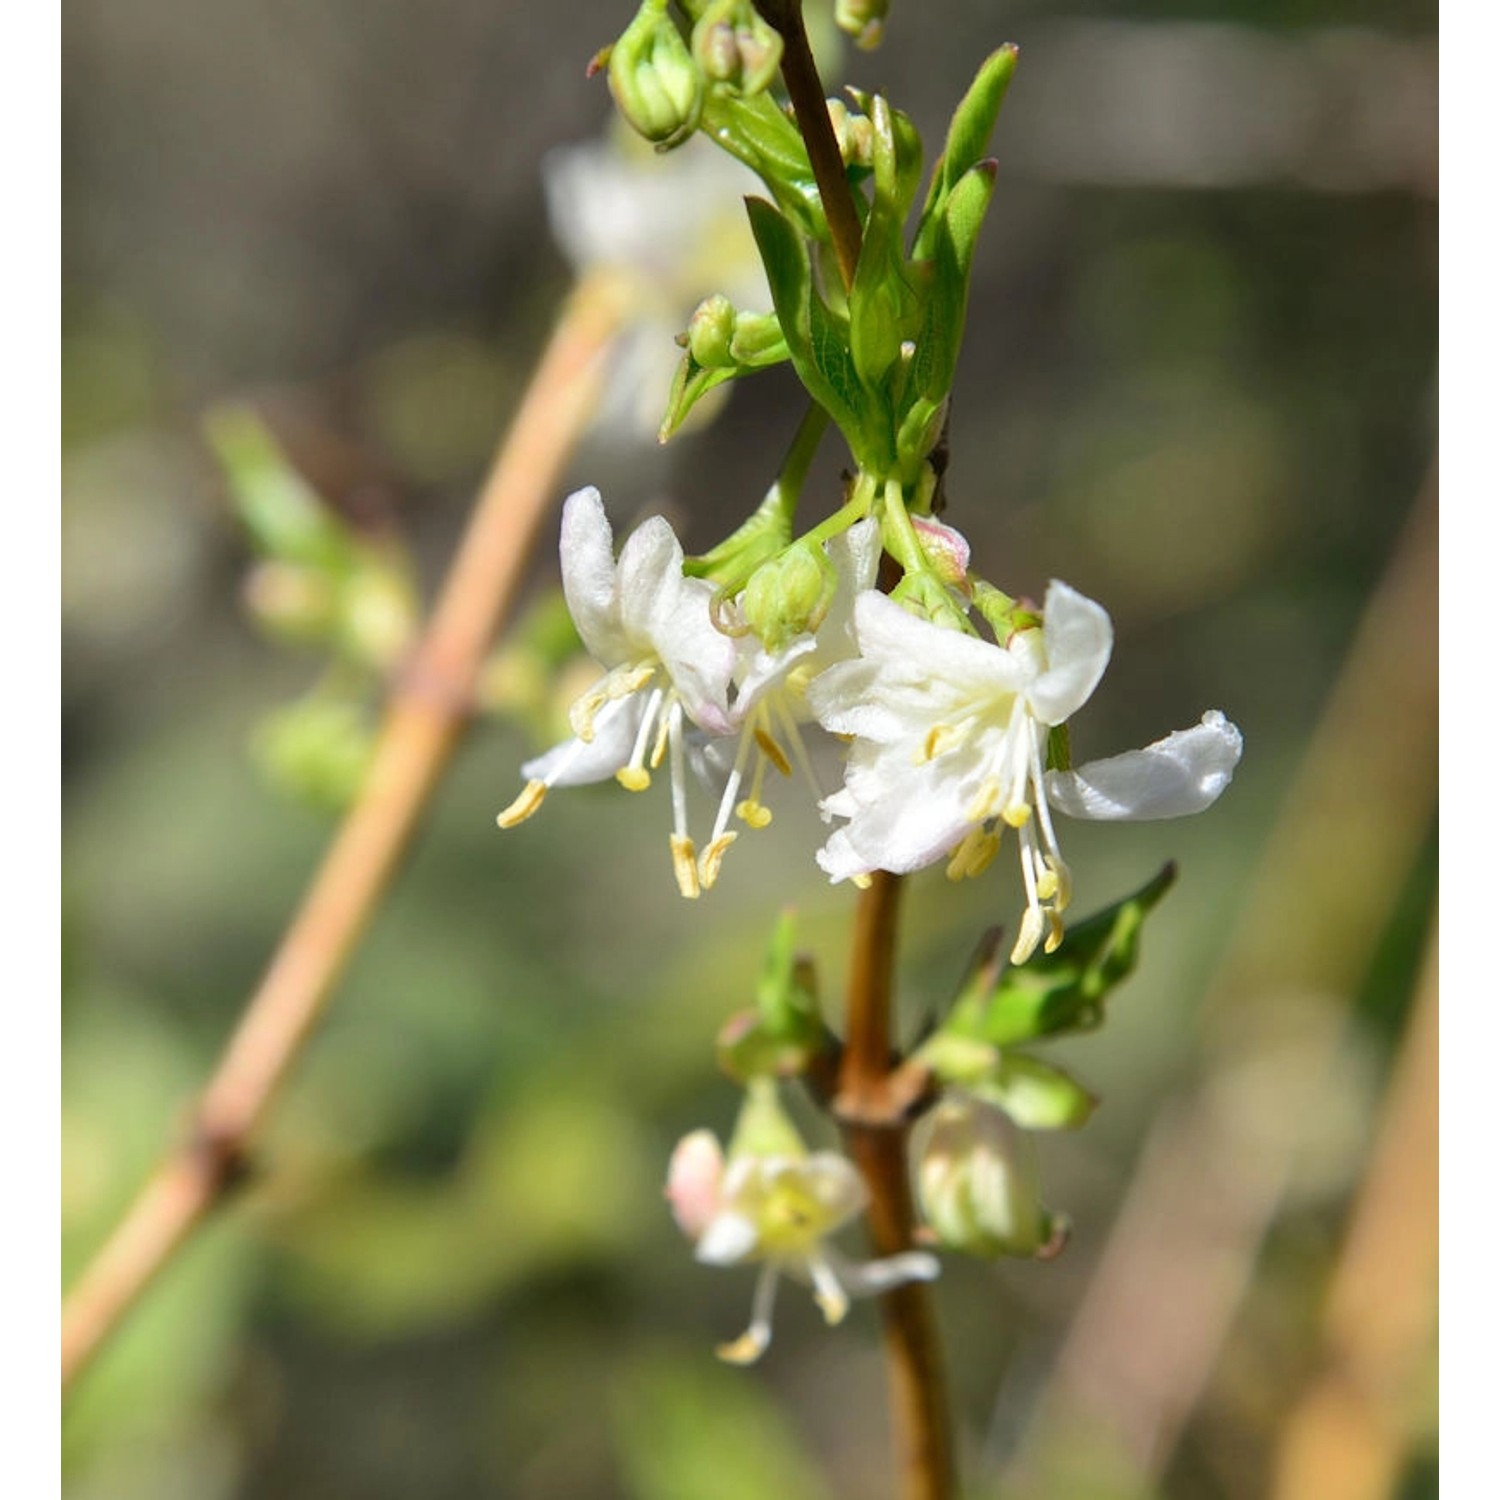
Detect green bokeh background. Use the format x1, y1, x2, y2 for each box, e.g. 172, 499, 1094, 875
63, 2, 1436, 1496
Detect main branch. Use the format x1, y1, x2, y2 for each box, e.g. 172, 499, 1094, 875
61, 270, 629, 1391
837, 872, 955, 1500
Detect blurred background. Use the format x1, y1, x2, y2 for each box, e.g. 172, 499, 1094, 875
62, 1, 1437, 1496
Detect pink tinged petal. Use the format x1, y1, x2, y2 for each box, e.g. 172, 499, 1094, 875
696, 1211, 761, 1265
559, 488, 627, 663
520, 695, 646, 787
666, 1130, 725, 1240
1044, 710, 1244, 821
1028, 580, 1113, 725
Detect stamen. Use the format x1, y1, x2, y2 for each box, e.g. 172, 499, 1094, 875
1011, 907, 1044, 965
1001, 801, 1032, 829
753, 725, 792, 778
736, 799, 773, 829
496, 779, 546, 828
966, 778, 1002, 822
851, 872, 873, 890
917, 722, 963, 763
1044, 910, 1065, 954
698, 832, 737, 889
1035, 866, 1060, 902
615, 767, 651, 791
716, 1266, 778, 1365
808, 1255, 850, 1326
670, 834, 702, 899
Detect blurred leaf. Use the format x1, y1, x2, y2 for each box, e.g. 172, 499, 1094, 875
611, 1350, 834, 1500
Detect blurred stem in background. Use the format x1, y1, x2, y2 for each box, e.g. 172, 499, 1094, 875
1268, 916, 1437, 1500
61, 267, 631, 1392
1008, 470, 1437, 1493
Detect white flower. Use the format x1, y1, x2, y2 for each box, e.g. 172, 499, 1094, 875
496, 487, 737, 897
543, 130, 766, 441
666, 1128, 940, 1365
809, 583, 1243, 962
695, 520, 881, 889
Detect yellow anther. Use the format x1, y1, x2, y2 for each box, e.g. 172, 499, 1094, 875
1011, 908, 1044, 966
649, 707, 672, 769
1035, 868, 1060, 902
670, 835, 702, 899
568, 687, 608, 742
814, 1286, 849, 1326
851, 872, 873, 890
716, 1331, 767, 1366
736, 799, 773, 829
496, 779, 547, 828
965, 829, 1000, 877
965, 778, 1002, 822
753, 726, 792, 777
917, 722, 962, 764
698, 832, 737, 889
1002, 801, 1032, 829
1044, 911, 1066, 954
1048, 856, 1073, 911
615, 766, 651, 792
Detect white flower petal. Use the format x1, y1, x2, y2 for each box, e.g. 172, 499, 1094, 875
1045, 710, 1244, 820
559, 487, 626, 663
815, 752, 978, 877
616, 515, 688, 643
696, 1211, 761, 1265
1028, 580, 1113, 725
797, 1152, 870, 1228
819, 1243, 941, 1298
520, 695, 647, 787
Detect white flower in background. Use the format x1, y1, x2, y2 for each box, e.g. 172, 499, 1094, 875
666, 1126, 939, 1365
496, 487, 736, 898
543, 129, 767, 440
696, 520, 881, 889
810, 583, 1243, 962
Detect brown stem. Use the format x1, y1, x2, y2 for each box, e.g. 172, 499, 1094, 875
61, 269, 629, 1392
755, 0, 864, 290
837, 872, 955, 1500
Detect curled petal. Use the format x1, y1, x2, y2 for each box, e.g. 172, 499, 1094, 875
1028, 580, 1113, 725
520, 695, 647, 787
696, 1211, 761, 1266
558, 488, 624, 662
1045, 710, 1244, 821
818, 1243, 941, 1298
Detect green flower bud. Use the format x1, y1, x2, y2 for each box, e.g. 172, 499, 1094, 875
826, 98, 875, 169
243, 560, 338, 644
835, 0, 890, 52
609, 0, 703, 148
687, 293, 738, 367
740, 538, 837, 653
916, 1096, 1067, 1259
337, 562, 418, 671
691, 0, 782, 93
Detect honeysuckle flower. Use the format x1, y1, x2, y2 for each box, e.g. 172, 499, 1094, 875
666, 1124, 940, 1365
915, 1095, 1068, 1260
810, 582, 1243, 962
543, 130, 766, 440
695, 520, 881, 889
496, 487, 736, 897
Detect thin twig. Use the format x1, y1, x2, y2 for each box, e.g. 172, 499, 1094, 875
61, 269, 629, 1392
754, 0, 865, 290
837, 872, 956, 1500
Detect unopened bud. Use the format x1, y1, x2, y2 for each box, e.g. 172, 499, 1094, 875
691, 0, 782, 94
912, 516, 972, 592
338, 564, 418, 670
916, 1097, 1067, 1259
609, 0, 703, 148
835, 0, 889, 51
740, 538, 837, 653
244, 560, 337, 643
687, 293, 737, 367
826, 98, 875, 169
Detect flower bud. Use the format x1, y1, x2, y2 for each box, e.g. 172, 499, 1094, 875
609, 0, 703, 148
691, 0, 782, 94
916, 1097, 1067, 1259
243, 560, 338, 643
826, 98, 875, 169
835, 0, 889, 52
338, 563, 418, 670
912, 516, 972, 593
687, 293, 737, 368
739, 538, 837, 654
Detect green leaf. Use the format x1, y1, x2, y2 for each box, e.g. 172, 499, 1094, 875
915, 44, 1018, 258
974, 1055, 1098, 1131
941, 863, 1178, 1047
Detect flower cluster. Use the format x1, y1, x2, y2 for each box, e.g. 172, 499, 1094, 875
499, 488, 1242, 954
